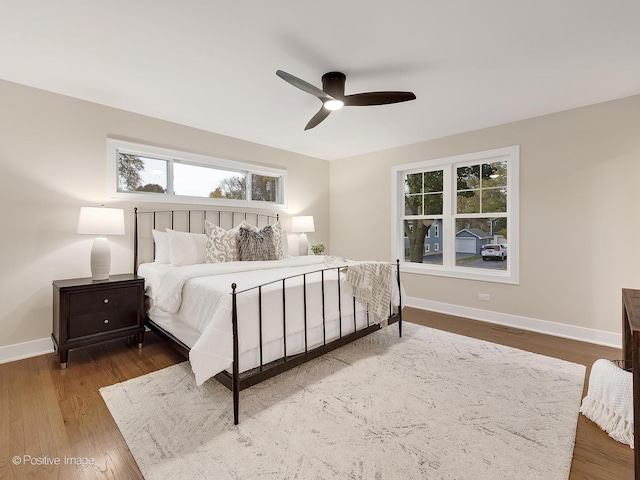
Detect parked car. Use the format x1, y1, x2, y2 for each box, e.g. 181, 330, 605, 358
481, 244, 507, 261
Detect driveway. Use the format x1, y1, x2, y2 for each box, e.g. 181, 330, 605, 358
419, 253, 507, 270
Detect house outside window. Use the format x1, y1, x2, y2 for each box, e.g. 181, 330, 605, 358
108, 139, 286, 208
392, 146, 519, 284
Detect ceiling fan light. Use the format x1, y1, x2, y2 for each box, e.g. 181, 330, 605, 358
324, 99, 344, 111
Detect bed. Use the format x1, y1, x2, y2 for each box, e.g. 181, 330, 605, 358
134, 208, 402, 424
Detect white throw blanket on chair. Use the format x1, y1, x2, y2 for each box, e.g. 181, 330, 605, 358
579, 358, 633, 448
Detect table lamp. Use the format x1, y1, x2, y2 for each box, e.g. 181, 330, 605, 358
291, 215, 314, 256
77, 206, 125, 280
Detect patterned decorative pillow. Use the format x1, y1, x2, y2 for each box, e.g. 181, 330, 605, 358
205, 221, 241, 263
271, 221, 285, 260
238, 225, 277, 261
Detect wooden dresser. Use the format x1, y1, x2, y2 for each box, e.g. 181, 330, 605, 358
622, 288, 640, 479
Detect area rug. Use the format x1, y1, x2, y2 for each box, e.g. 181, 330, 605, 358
100, 323, 586, 480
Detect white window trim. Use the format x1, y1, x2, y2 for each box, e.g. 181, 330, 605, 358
107, 138, 287, 209
391, 145, 519, 284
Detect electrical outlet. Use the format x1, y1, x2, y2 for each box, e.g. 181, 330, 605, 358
478, 293, 490, 302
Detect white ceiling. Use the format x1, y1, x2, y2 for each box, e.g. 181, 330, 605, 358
1, 1, 639, 160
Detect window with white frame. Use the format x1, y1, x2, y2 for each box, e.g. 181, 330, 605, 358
107, 139, 286, 208
392, 146, 519, 284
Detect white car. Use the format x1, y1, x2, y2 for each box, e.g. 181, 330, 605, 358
481, 244, 507, 261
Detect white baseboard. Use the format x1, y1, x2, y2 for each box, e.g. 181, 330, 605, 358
0, 337, 54, 365
0, 300, 622, 364
405, 296, 622, 349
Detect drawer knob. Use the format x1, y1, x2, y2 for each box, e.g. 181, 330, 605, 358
104, 319, 109, 324
103, 298, 109, 304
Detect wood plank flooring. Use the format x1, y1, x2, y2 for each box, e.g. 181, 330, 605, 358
0, 308, 633, 479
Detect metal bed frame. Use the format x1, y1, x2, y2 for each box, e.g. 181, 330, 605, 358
133, 208, 402, 424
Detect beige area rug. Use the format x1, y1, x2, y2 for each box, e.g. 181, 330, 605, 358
100, 323, 586, 480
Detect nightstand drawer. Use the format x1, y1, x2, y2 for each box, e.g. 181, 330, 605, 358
69, 307, 139, 338
69, 286, 138, 316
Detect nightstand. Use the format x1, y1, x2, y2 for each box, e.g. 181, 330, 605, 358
52, 274, 145, 368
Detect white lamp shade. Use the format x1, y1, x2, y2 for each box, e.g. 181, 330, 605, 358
77, 207, 125, 235
291, 215, 315, 233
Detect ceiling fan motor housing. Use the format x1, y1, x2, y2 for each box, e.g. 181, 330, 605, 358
322, 72, 346, 98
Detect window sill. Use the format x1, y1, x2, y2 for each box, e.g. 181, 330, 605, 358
400, 262, 519, 285
109, 190, 287, 210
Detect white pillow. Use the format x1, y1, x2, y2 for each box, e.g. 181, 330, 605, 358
152, 229, 170, 263
166, 229, 207, 266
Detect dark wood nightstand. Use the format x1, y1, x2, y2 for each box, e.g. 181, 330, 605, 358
52, 274, 145, 368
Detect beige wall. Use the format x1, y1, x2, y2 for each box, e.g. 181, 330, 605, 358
2, 76, 638, 352
0, 79, 329, 349
330, 95, 640, 337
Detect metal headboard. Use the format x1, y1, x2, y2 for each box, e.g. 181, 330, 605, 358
133, 208, 280, 274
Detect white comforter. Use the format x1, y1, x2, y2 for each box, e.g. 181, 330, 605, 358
141, 256, 399, 385
153, 255, 328, 314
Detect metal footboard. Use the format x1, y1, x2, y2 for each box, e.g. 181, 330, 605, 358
223, 261, 402, 425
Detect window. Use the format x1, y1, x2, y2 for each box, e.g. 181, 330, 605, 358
392, 146, 519, 284
107, 139, 286, 208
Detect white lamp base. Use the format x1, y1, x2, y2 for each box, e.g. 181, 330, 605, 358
298, 233, 309, 256
90, 237, 111, 281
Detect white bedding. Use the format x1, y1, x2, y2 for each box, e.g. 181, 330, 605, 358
139, 256, 399, 385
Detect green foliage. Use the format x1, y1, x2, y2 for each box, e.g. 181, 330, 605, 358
209, 176, 246, 199
118, 154, 144, 191
310, 243, 325, 255
251, 175, 277, 202
403, 171, 443, 262
456, 161, 507, 214
136, 183, 165, 193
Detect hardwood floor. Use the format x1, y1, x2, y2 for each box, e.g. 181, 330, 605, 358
0, 334, 183, 479
0, 308, 633, 479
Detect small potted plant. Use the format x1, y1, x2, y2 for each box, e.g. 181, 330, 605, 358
310, 243, 326, 255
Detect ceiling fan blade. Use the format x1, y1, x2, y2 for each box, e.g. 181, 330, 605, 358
343, 91, 416, 107
305, 107, 331, 130
276, 70, 334, 102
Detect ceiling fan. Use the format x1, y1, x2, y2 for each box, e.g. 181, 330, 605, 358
276, 70, 416, 130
